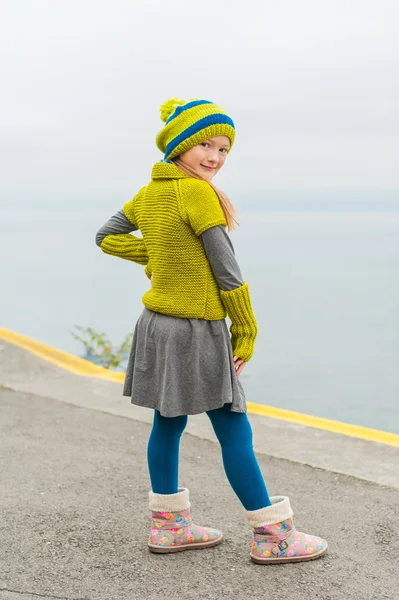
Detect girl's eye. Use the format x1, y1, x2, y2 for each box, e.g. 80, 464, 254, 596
219, 148, 227, 153
201, 142, 210, 147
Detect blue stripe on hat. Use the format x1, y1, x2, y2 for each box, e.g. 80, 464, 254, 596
165, 100, 213, 124
165, 114, 235, 159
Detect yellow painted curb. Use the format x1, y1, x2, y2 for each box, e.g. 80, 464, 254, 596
1, 327, 399, 447
246, 402, 399, 448
0, 328, 124, 383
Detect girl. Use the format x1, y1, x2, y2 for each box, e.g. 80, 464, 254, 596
95, 98, 328, 564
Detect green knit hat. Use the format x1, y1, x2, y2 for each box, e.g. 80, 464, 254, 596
156, 98, 236, 161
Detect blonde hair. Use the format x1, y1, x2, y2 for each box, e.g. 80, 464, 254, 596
171, 157, 240, 232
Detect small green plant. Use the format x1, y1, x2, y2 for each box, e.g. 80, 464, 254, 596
71, 325, 133, 370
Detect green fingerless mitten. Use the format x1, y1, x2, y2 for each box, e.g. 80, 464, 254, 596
100, 234, 149, 264
219, 281, 258, 362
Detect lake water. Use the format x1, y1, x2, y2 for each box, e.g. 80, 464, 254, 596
1, 202, 398, 434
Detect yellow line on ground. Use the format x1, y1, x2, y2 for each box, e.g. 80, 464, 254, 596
246, 402, 399, 447
1, 327, 399, 447
0, 328, 124, 383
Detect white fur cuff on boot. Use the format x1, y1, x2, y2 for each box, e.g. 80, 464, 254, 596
245, 496, 293, 528
149, 487, 191, 512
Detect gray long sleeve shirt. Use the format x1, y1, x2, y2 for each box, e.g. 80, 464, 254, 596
96, 210, 244, 292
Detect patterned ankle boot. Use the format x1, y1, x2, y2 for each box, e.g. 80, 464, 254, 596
245, 496, 328, 564
148, 487, 223, 553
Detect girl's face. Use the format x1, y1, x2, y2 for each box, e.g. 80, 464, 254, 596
178, 135, 231, 181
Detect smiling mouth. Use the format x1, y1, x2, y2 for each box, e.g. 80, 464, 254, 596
200, 164, 215, 170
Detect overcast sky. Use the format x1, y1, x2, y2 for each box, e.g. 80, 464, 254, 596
1, 0, 398, 205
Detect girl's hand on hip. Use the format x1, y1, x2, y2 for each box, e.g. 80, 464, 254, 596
233, 356, 246, 376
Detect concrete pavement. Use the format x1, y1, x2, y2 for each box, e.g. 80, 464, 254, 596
1, 342, 399, 599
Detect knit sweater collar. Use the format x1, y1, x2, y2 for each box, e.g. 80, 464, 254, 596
151, 160, 191, 180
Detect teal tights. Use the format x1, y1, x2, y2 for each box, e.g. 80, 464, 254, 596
147, 403, 271, 511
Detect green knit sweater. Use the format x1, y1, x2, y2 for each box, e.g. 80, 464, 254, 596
102, 161, 229, 319
99, 160, 258, 360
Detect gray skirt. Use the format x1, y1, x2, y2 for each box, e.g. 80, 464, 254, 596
123, 306, 246, 417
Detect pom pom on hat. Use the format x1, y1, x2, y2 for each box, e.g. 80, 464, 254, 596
156, 97, 236, 161
159, 98, 187, 123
